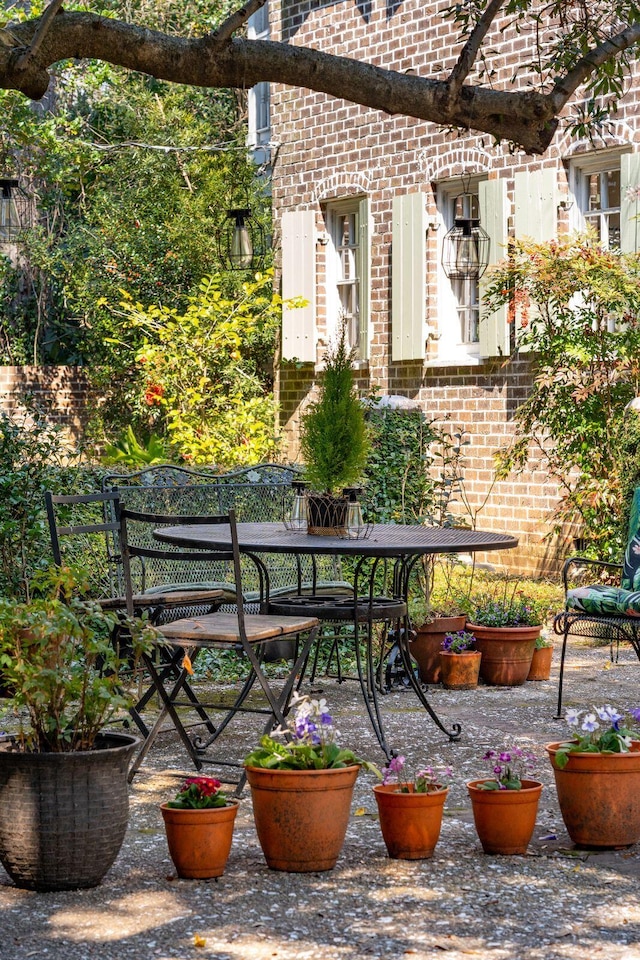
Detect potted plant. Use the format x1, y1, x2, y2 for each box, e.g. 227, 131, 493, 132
439, 629, 481, 689
464, 584, 547, 686
0, 566, 154, 891
161, 775, 239, 879
373, 755, 452, 859
527, 633, 553, 681
244, 692, 378, 871
300, 325, 370, 535
467, 745, 542, 855
409, 558, 471, 683
546, 705, 640, 848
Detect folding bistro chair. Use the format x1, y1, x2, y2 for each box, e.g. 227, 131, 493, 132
118, 506, 320, 791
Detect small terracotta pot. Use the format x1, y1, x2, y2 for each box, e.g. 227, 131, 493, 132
438, 650, 481, 689
546, 740, 640, 847
160, 800, 239, 879
466, 623, 540, 686
374, 783, 448, 859
410, 615, 467, 683
245, 764, 360, 871
467, 778, 543, 855
527, 645, 553, 681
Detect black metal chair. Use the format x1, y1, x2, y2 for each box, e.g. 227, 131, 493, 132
118, 505, 320, 792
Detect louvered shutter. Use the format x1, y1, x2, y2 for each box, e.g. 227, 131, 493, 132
478, 179, 509, 357
391, 192, 427, 361
281, 209, 316, 362
621, 153, 640, 254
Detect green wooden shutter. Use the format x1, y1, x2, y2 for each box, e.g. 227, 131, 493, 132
621, 153, 640, 254
514, 169, 558, 242
391, 192, 427, 361
478, 179, 509, 358
358, 197, 370, 360
281, 209, 316, 363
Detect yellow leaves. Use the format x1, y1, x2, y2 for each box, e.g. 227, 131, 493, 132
182, 654, 194, 675
193, 934, 206, 948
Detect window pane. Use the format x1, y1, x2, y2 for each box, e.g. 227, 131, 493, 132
606, 169, 621, 209
587, 174, 601, 212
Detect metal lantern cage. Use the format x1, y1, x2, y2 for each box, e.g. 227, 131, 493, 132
441, 192, 490, 281
218, 207, 266, 271
0, 179, 31, 241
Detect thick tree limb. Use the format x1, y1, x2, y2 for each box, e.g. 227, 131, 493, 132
550, 21, 640, 111
14, 0, 65, 70
0, 8, 635, 154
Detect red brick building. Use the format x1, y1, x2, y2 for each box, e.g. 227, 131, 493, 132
253, 1, 640, 574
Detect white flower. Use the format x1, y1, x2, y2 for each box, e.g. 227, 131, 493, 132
596, 705, 623, 724
581, 714, 600, 733
565, 708, 582, 727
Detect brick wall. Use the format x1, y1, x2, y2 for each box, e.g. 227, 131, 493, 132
0, 366, 91, 443
271, 0, 640, 576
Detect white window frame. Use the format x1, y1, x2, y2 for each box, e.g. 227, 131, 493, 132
433, 179, 484, 364
568, 148, 630, 249
247, 5, 270, 151
324, 198, 366, 360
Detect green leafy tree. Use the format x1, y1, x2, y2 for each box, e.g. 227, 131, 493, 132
117, 271, 282, 467
484, 233, 640, 558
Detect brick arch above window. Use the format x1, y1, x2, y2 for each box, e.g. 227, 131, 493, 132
420, 144, 496, 183
559, 120, 638, 159
313, 171, 373, 204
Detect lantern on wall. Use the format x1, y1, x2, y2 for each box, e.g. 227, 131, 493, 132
219, 207, 265, 270
441, 191, 490, 281
0, 179, 31, 241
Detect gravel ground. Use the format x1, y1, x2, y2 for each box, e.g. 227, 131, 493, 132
2, 638, 640, 960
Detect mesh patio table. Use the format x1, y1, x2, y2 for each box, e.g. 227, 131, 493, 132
155, 521, 518, 758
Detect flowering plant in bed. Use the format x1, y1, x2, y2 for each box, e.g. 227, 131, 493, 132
552, 705, 640, 769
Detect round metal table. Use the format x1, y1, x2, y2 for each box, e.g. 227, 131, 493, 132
155, 522, 518, 756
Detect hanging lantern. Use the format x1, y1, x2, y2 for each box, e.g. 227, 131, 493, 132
0, 179, 31, 241
220, 207, 265, 271
441, 192, 490, 281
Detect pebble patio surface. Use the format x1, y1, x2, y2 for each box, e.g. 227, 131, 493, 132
2, 639, 640, 960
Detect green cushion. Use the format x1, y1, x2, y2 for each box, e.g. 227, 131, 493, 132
622, 487, 640, 590
567, 584, 640, 618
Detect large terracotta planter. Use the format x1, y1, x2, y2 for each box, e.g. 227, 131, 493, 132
438, 650, 481, 689
467, 778, 543, 854
410, 615, 466, 683
527, 644, 553, 681
0, 731, 139, 891
466, 623, 541, 686
245, 764, 360, 871
160, 800, 239, 879
546, 740, 640, 847
373, 782, 448, 859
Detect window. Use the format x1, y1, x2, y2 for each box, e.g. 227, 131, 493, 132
325, 199, 368, 358
435, 181, 483, 360
570, 151, 628, 250
247, 5, 270, 150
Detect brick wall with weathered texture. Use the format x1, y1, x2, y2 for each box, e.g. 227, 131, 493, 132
0, 366, 91, 442
270, 0, 640, 575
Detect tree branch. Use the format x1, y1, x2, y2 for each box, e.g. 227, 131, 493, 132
447, 0, 506, 97
550, 21, 640, 112
212, 0, 267, 47
14, 0, 65, 70
0, 10, 565, 153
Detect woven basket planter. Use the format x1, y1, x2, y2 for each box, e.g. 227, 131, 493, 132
0, 731, 139, 891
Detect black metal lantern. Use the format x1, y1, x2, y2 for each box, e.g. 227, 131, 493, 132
220, 207, 265, 271
0, 179, 30, 241
441, 192, 490, 281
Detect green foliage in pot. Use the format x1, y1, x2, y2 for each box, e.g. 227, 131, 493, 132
0, 566, 156, 753
300, 327, 370, 495
554, 705, 640, 768
464, 580, 549, 627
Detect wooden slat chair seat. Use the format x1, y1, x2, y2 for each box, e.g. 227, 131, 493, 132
119, 506, 320, 792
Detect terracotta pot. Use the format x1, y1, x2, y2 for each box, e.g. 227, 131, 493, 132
546, 740, 640, 847
466, 623, 540, 686
467, 778, 543, 855
410, 615, 466, 683
160, 799, 239, 879
245, 764, 360, 871
527, 644, 553, 681
373, 783, 448, 859
438, 650, 482, 689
